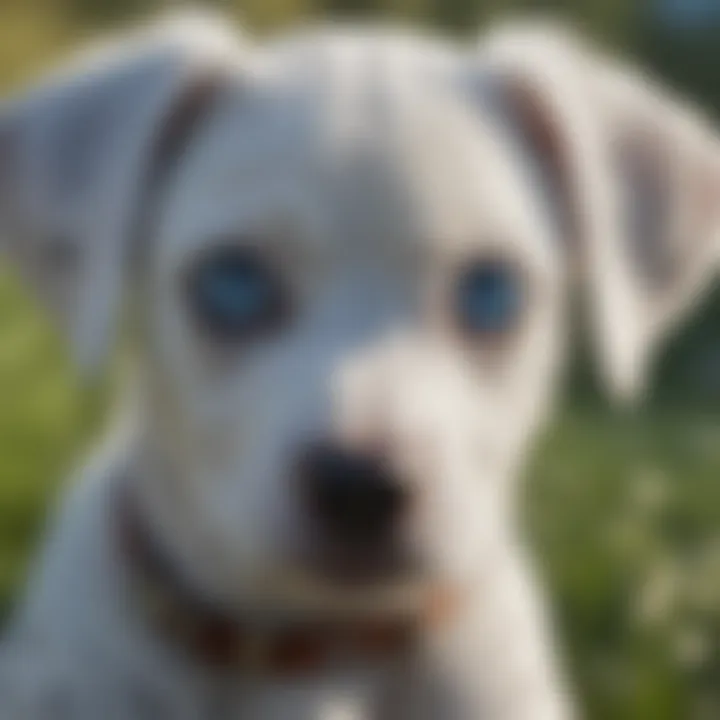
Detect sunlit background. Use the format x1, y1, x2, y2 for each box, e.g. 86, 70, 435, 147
0, 1, 719, 718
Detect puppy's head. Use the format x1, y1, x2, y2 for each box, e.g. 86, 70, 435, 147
1, 15, 718, 617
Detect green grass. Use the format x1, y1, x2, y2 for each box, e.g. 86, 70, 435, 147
528, 411, 720, 719
0, 273, 105, 620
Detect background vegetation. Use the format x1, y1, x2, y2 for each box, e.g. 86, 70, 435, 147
1, 1, 719, 718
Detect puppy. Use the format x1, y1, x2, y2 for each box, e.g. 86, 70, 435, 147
0, 11, 718, 720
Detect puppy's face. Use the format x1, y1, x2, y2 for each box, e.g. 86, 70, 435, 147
2, 17, 718, 615
139, 39, 566, 608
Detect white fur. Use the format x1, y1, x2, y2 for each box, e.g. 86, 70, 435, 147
1, 11, 719, 720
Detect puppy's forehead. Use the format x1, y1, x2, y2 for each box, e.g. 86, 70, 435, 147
154, 31, 558, 274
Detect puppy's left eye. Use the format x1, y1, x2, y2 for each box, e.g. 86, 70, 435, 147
455, 259, 523, 337
186, 247, 288, 342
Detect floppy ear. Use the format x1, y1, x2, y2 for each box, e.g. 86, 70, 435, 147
477, 22, 720, 401
0, 10, 242, 373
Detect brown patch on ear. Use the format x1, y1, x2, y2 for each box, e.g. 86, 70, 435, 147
501, 79, 581, 269
129, 73, 227, 269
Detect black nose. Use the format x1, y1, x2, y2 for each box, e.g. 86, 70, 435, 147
299, 443, 409, 545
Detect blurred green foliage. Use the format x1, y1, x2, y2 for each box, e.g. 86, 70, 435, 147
0, 1, 718, 718
528, 412, 720, 719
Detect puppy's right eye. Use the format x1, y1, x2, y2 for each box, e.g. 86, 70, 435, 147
185, 247, 289, 343
454, 259, 523, 338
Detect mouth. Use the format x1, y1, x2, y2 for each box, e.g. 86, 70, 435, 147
270, 568, 431, 620
261, 560, 462, 632
254, 541, 433, 622
308, 543, 424, 587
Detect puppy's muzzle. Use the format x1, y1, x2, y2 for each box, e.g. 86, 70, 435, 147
297, 441, 415, 583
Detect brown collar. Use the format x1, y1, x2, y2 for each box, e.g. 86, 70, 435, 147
115, 489, 456, 677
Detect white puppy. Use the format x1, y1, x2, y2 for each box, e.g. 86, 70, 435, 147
0, 11, 718, 720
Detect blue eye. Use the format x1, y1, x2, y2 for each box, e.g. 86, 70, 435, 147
187, 248, 287, 341
455, 260, 523, 336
